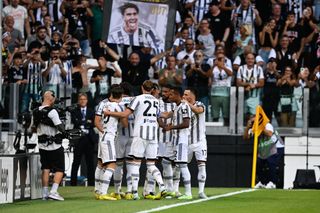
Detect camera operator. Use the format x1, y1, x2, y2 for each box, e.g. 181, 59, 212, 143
32, 90, 67, 201
70, 93, 96, 186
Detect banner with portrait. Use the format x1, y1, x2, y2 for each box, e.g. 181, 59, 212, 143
102, 0, 177, 51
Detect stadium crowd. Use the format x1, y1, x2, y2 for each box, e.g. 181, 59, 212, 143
1, 0, 320, 201
1, 0, 320, 127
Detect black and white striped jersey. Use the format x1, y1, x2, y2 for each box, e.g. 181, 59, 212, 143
189, 101, 206, 144
128, 94, 160, 142
158, 99, 176, 143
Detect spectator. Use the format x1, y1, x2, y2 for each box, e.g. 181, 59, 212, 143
207, 45, 232, 70
276, 66, 299, 127
90, 56, 121, 105
258, 18, 279, 64
262, 57, 281, 124
4, 53, 28, 115
62, 33, 81, 60
178, 13, 197, 40
233, 24, 254, 59
90, 0, 104, 59
43, 14, 57, 38
298, 6, 319, 70
28, 26, 51, 61
275, 35, 298, 74
220, 0, 237, 20
232, 0, 262, 46
42, 46, 67, 96
186, 50, 211, 116
158, 55, 183, 88
102, 41, 169, 95
2, 0, 31, 39
282, 11, 303, 54
185, 0, 211, 25
236, 53, 265, 121
64, 0, 93, 57
59, 47, 73, 90
30, 5, 47, 25
233, 45, 260, 72
270, 3, 285, 33
3, 15, 23, 53
71, 55, 96, 104
203, 0, 231, 47
309, 65, 320, 127
196, 19, 215, 59
21, 45, 45, 112
209, 51, 233, 125
173, 27, 189, 55
51, 31, 63, 49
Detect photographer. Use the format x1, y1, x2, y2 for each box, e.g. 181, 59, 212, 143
70, 93, 96, 186
32, 90, 67, 201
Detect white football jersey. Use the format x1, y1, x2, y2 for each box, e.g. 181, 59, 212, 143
118, 96, 134, 138
158, 99, 176, 143
128, 94, 159, 142
102, 101, 121, 137
96, 98, 109, 117
189, 101, 206, 144
172, 102, 191, 145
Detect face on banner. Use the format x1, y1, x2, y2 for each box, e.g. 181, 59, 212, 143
123, 7, 139, 33
105, 0, 172, 50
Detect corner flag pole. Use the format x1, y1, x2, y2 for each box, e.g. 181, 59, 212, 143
251, 132, 259, 188
250, 105, 270, 188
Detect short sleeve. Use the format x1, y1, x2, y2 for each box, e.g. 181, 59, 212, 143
181, 103, 191, 119
128, 96, 139, 112
96, 101, 105, 116
48, 109, 62, 126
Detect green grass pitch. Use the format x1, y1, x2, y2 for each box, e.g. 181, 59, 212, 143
1, 187, 319, 213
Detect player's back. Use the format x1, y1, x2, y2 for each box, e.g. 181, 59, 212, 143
128, 94, 159, 141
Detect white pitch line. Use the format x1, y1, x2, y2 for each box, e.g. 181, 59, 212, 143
136, 189, 256, 213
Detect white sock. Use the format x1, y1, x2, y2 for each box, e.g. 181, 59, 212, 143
100, 168, 114, 195
147, 163, 165, 192
50, 183, 59, 194
114, 161, 124, 194
42, 187, 49, 198
126, 161, 133, 193
179, 164, 191, 196
198, 163, 206, 194
173, 165, 181, 193
94, 165, 103, 193
131, 162, 141, 195
162, 159, 173, 192
144, 170, 155, 195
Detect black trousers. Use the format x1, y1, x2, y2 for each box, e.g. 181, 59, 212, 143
71, 135, 95, 186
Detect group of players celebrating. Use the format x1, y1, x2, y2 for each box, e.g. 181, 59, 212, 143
93, 80, 207, 201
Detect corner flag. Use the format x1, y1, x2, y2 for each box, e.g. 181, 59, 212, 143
251, 105, 270, 188
252, 105, 270, 137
